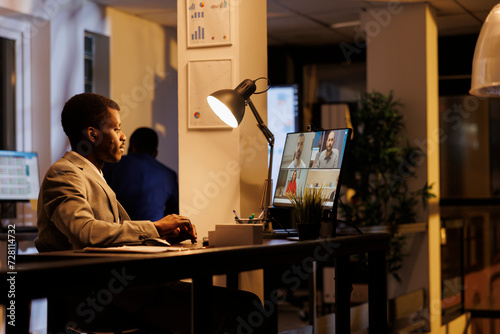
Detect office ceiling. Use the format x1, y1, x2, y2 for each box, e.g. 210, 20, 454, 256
91, 0, 498, 46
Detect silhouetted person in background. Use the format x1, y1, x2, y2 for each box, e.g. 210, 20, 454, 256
104, 127, 179, 221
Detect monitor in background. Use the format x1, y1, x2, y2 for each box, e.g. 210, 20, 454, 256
0, 150, 40, 201
272, 128, 351, 211
267, 84, 299, 200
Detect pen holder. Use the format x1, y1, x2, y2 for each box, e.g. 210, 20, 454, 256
235, 218, 264, 225
215, 224, 264, 246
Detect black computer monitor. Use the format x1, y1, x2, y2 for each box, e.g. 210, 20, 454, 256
0, 150, 40, 201
272, 128, 351, 212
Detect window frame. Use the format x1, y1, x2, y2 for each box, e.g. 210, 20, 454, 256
0, 18, 32, 152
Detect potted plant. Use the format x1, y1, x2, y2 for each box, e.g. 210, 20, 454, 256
341, 90, 435, 280
287, 186, 327, 240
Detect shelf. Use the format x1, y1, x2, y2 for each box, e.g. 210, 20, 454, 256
338, 222, 427, 235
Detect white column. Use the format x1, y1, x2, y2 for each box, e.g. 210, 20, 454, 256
177, 0, 268, 240
363, 3, 442, 332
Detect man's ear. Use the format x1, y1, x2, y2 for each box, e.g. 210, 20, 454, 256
86, 127, 99, 143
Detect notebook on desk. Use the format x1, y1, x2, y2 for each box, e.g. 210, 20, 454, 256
82, 237, 197, 253
83, 245, 186, 253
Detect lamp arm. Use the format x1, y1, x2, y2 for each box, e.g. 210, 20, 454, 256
247, 98, 275, 146
247, 98, 274, 227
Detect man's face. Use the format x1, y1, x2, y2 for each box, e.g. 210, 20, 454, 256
95, 108, 126, 163
295, 135, 305, 160
326, 132, 335, 152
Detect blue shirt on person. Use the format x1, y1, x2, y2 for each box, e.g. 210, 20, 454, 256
103, 153, 179, 221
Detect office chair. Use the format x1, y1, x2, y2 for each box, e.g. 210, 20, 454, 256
49, 294, 169, 334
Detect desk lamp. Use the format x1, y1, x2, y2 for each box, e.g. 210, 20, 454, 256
207, 78, 274, 230
470, 2, 500, 97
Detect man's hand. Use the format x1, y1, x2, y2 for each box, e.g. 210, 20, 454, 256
153, 214, 197, 244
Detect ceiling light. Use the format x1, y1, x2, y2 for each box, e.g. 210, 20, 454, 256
470, 3, 500, 97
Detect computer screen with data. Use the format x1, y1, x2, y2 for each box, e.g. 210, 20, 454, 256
272, 128, 351, 210
0, 150, 40, 201
267, 84, 299, 200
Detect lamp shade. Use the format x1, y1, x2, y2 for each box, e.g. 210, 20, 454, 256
207, 89, 245, 128
470, 3, 500, 97
207, 79, 257, 128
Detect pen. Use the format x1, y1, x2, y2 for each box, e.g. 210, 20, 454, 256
233, 210, 242, 220
257, 209, 265, 219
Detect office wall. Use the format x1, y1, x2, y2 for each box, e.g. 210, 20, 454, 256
1, 0, 266, 240
0, 0, 178, 175
48, 1, 108, 164
106, 7, 179, 173
363, 4, 448, 333
177, 0, 268, 239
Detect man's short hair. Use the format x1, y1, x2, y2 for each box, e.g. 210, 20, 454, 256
61, 93, 120, 148
129, 127, 158, 155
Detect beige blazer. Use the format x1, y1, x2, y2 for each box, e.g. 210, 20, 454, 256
35, 151, 159, 252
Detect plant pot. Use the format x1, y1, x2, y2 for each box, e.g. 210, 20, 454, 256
297, 223, 321, 241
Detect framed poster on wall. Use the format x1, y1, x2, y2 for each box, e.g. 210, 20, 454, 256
188, 59, 233, 129
187, 0, 231, 48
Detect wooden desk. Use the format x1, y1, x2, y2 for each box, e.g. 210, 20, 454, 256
0, 230, 37, 256
1, 234, 389, 334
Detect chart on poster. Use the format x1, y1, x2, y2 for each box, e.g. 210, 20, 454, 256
188, 59, 233, 129
187, 0, 231, 48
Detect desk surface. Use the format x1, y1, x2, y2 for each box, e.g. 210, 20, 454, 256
2, 233, 390, 334
3, 234, 389, 298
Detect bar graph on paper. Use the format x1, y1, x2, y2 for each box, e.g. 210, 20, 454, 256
187, 0, 231, 47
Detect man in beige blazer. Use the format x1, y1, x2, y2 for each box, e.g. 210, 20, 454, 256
36, 93, 195, 252
35, 93, 261, 334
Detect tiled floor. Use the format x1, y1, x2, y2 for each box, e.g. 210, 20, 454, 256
277, 301, 311, 333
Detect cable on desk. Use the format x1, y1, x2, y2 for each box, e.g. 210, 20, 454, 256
268, 213, 292, 234
338, 198, 363, 235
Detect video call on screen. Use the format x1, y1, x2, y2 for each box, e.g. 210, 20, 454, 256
273, 129, 350, 209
